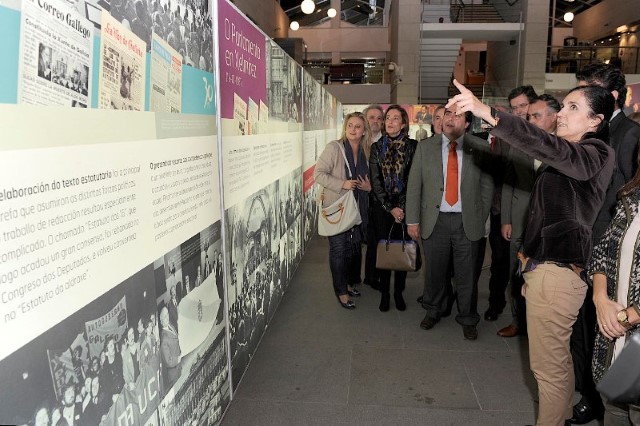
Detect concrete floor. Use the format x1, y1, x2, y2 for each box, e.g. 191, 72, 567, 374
222, 237, 602, 426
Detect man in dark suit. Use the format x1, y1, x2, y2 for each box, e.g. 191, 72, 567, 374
82, 375, 109, 425
497, 85, 539, 338
159, 306, 182, 390
167, 285, 179, 332
406, 103, 494, 340
56, 383, 83, 425
566, 63, 640, 425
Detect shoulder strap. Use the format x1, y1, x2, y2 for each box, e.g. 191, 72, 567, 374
338, 142, 354, 179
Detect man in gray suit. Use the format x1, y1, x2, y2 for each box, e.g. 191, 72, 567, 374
406, 104, 494, 340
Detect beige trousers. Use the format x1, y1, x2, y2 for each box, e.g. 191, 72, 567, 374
524, 263, 587, 426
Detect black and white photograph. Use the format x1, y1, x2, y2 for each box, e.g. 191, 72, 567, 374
322, 85, 337, 130
106, 0, 214, 72
157, 333, 229, 426
153, 222, 226, 398
303, 181, 318, 245
302, 72, 323, 131
224, 181, 282, 387
37, 43, 52, 81
0, 265, 162, 426
266, 41, 302, 126
277, 168, 303, 285
48, 49, 90, 96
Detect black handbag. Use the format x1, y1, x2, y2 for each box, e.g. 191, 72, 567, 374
376, 223, 422, 272
597, 332, 640, 404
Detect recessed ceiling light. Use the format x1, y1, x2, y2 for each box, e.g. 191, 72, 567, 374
301, 0, 315, 14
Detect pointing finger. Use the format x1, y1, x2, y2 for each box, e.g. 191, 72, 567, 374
452, 79, 470, 94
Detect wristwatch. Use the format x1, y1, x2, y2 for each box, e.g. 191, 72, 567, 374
617, 308, 632, 330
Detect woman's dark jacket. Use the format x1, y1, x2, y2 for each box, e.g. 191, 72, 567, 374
492, 112, 615, 267
369, 135, 418, 212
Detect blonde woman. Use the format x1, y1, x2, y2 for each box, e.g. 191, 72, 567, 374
315, 112, 372, 309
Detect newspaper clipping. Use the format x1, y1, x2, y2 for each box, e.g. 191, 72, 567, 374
18, 0, 93, 107
150, 33, 182, 114
99, 12, 146, 111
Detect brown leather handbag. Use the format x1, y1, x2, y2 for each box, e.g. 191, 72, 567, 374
376, 223, 422, 272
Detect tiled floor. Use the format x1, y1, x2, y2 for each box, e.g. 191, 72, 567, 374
222, 237, 602, 425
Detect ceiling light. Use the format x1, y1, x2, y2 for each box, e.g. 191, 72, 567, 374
290, 20, 300, 30
327, 7, 337, 18
563, 12, 574, 22
301, 0, 315, 14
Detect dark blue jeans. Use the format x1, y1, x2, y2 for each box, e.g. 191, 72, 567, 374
328, 227, 362, 296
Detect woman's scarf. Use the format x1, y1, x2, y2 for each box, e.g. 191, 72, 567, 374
379, 131, 407, 195
343, 140, 370, 232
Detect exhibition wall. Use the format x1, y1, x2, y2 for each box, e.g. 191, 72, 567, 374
0, 0, 340, 424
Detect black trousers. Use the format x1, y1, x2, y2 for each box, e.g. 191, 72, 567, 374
487, 213, 511, 311
507, 239, 527, 329
364, 195, 379, 285
371, 202, 406, 295
570, 286, 603, 410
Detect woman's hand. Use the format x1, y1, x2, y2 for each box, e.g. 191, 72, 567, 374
390, 207, 404, 223
445, 79, 495, 125
357, 175, 371, 192
593, 273, 627, 340
342, 180, 357, 190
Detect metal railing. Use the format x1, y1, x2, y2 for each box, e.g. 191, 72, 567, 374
422, 0, 522, 23
547, 45, 640, 75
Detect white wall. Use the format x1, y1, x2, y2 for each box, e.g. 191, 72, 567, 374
324, 84, 392, 104
232, 0, 289, 38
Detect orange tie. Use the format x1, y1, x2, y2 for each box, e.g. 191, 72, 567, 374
445, 141, 458, 206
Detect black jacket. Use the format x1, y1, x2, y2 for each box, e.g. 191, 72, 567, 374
369, 134, 418, 212
592, 112, 640, 241
492, 113, 615, 266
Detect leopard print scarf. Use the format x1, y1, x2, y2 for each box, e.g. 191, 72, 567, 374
380, 132, 407, 195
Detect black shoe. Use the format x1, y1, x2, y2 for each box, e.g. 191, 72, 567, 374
566, 400, 604, 424
379, 293, 390, 312
462, 325, 478, 340
420, 314, 439, 330
394, 293, 406, 311
417, 296, 423, 304
484, 306, 502, 321
338, 299, 356, 310
348, 288, 361, 297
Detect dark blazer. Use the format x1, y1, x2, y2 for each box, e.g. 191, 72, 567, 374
501, 144, 539, 240
592, 112, 640, 241
369, 134, 418, 212
405, 133, 494, 241
492, 113, 615, 266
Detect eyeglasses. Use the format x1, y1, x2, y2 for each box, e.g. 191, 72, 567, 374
510, 103, 529, 112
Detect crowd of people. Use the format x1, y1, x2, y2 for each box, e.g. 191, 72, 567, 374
28, 313, 159, 426
315, 63, 640, 426
110, 0, 214, 72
